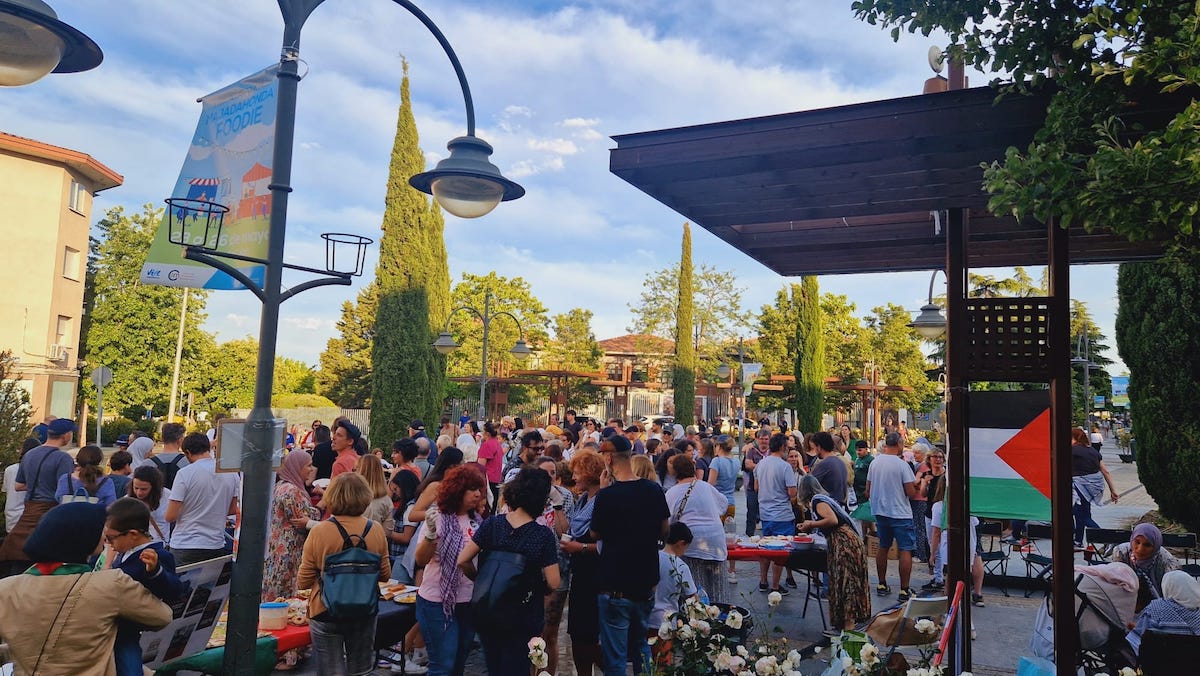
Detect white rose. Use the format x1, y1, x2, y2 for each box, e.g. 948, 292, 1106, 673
768, 590, 783, 607
707, 604, 721, 619
1118, 670, 1137, 676
713, 650, 734, 671
787, 649, 802, 666
754, 656, 778, 675
729, 656, 746, 672
914, 618, 938, 635
527, 637, 546, 651
860, 643, 880, 666
725, 610, 744, 629
737, 645, 750, 657
531, 652, 548, 669
696, 619, 712, 635
679, 625, 695, 640
538, 672, 551, 676
658, 621, 672, 640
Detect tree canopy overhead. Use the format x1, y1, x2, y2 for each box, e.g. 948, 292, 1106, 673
852, 0, 1200, 246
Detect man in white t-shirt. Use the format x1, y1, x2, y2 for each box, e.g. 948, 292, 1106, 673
165, 432, 240, 567
865, 432, 918, 601
754, 433, 798, 595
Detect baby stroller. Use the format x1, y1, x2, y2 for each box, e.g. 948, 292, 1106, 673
1029, 567, 1138, 674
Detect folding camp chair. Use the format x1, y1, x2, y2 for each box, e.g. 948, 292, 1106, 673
1139, 630, 1200, 676
976, 520, 1009, 596
1021, 524, 1054, 597
1084, 528, 1132, 564
878, 595, 950, 666
1160, 533, 1200, 580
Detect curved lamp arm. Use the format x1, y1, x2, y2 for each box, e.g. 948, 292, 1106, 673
393, 0, 475, 136
488, 310, 526, 341
927, 268, 946, 304
444, 304, 486, 331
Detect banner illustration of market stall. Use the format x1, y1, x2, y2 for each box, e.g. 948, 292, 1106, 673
140, 65, 278, 290
968, 390, 1052, 521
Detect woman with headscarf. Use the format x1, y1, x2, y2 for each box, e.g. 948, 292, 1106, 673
456, 421, 480, 463
127, 435, 155, 470
1126, 569, 1200, 655
797, 474, 872, 635
263, 451, 319, 601
0, 502, 172, 675
1114, 523, 1181, 610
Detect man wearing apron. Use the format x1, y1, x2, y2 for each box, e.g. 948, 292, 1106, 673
0, 418, 76, 576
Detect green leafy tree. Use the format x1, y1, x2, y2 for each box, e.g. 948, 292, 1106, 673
851, 0, 1200, 245
197, 337, 321, 412
445, 272, 548, 407
1117, 251, 1200, 532
628, 262, 750, 376
673, 224, 697, 425
545, 308, 604, 406
1070, 300, 1114, 425
0, 351, 32, 468
371, 62, 451, 443
864, 304, 938, 412
794, 277, 825, 433
821, 294, 871, 410
81, 204, 213, 415
317, 282, 376, 408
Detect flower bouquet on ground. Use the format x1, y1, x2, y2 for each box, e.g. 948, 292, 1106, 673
643, 590, 805, 675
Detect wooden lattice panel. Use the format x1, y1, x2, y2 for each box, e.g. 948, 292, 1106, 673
963, 298, 1051, 381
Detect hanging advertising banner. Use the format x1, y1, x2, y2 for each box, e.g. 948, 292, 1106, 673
141, 66, 278, 289
1110, 376, 1130, 407
968, 390, 1051, 521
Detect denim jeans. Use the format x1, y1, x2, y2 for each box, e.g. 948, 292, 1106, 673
309, 615, 377, 676
416, 595, 474, 676
113, 635, 142, 676
597, 593, 652, 676
480, 631, 536, 676
1073, 502, 1098, 545
744, 489, 760, 537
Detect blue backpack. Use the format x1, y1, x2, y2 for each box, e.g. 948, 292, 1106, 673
318, 518, 381, 619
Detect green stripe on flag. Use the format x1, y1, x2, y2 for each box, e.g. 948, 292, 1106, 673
970, 477, 1051, 521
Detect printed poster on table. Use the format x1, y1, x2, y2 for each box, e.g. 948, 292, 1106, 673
140, 65, 278, 290
139, 555, 234, 669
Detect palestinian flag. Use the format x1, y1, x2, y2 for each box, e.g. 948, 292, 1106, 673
968, 390, 1051, 521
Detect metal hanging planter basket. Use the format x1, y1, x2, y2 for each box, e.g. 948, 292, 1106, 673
321, 232, 373, 276
165, 197, 230, 251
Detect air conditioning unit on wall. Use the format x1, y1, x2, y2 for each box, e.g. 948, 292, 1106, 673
48, 344, 70, 362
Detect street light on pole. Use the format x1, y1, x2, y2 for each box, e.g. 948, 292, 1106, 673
1072, 322, 1099, 426
434, 289, 531, 421
0, 0, 102, 86
167, 2, 524, 673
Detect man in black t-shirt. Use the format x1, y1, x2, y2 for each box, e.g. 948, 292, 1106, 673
589, 435, 669, 676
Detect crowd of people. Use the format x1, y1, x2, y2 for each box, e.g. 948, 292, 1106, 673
0, 411, 1195, 675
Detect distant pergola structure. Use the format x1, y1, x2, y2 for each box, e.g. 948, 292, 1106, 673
590, 361, 662, 423
610, 78, 1179, 673
511, 368, 605, 421
769, 374, 914, 442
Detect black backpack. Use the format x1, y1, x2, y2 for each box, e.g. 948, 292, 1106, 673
150, 455, 185, 489
318, 519, 381, 620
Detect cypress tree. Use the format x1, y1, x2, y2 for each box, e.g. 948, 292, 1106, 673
1116, 252, 1200, 533
371, 61, 450, 445
672, 223, 696, 425
794, 276, 825, 433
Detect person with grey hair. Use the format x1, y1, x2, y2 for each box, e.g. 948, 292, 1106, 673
797, 474, 871, 635
864, 431, 918, 601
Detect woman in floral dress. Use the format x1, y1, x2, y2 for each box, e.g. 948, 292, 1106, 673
263, 450, 318, 601
797, 474, 871, 635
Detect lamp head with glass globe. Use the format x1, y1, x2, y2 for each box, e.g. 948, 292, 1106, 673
432, 331, 461, 356
409, 135, 524, 219
0, 0, 101, 87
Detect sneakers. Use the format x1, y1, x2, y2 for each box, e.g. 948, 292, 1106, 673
772, 586, 790, 596
759, 582, 770, 592
972, 593, 985, 607
921, 579, 943, 592
391, 662, 428, 675
785, 577, 798, 589
728, 572, 739, 584
876, 583, 892, 596
897, 588, 917, 602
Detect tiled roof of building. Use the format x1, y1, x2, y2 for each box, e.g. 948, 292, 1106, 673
597, 334, 674, 355
0, 131, 123, 191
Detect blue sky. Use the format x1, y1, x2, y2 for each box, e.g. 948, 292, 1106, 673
4, 0, 1123, 371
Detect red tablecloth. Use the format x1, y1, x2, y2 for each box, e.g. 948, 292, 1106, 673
727, 546, 792, 563
271, 623, 311, 654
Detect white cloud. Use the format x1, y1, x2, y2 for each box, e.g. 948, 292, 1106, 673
527, 138, 579, 155
225, 313, 253, 328
283, 317, 334, 331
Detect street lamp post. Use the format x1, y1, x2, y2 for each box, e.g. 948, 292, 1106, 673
433, 289, 532, 421
0, 0, 102, 86
1072, 323, 1098, 426
166, 2, 524, 673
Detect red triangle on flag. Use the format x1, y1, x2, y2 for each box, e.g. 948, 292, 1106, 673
994, 408, 1052, 499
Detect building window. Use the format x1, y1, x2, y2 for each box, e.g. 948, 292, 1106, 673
49, 380, 74, 418
62, 246, 81, 280
56, 315, 72, 346
68, 180, 87, 214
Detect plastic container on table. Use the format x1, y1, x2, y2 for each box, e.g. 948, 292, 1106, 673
259, 602, 289, 630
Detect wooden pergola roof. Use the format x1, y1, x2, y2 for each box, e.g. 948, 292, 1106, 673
609, 86, 1171, 276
